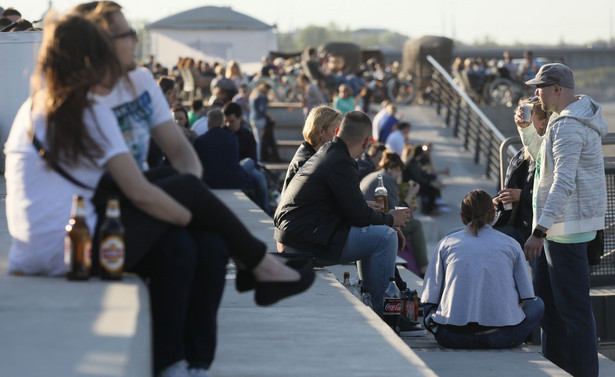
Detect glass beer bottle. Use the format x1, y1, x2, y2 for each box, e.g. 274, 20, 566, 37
65, 194, 90, 280
99, 197, 125, 280
374, 174, 388, 212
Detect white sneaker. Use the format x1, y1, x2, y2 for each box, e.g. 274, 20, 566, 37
189, 368, 211, 377
159, 360, 190, 377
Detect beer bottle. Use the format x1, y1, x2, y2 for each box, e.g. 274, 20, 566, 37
374, 174, 388, 212
99, 197, 125, 280
65, 194, 90, 280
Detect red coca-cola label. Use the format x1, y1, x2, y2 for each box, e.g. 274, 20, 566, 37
383, 299, 401, 315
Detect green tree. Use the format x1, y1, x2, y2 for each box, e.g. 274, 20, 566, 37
296, 25, 330, 49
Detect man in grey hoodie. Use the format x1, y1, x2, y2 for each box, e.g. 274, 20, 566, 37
515, 63, 607, 377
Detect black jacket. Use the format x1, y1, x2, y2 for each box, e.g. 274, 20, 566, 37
274, 137, 394, 261
281, 141, 316, 194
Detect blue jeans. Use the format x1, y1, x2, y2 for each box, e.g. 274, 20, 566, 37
336, 225, 397, 315
240, 158, 270, 214
534, 240, 598, 377
433, 298, 544, 349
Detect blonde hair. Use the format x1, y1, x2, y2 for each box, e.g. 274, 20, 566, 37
302, 106, 342, 147
225, 60, 243, 79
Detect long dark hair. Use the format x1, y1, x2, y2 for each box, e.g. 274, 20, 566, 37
461, 189, 495, 236
32, 14, 122, 167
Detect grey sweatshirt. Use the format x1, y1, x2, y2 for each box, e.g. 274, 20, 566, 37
519, 95, 607, 237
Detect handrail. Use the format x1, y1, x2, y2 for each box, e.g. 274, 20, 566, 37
426, 56, 507, 142
425, 55, 517, 182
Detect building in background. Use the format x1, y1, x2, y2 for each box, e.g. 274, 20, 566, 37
145, 6, 277, 75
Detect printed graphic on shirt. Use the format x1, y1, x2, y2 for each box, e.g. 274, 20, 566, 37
110, 91, 153, 170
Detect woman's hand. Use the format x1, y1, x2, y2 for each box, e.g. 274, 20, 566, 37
497, 188, 521, 204
366, 200, 381, 210
515, 105, 531, 128
403, 182, 420, 206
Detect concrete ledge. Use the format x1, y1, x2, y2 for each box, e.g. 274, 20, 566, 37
0, 274, 150, 377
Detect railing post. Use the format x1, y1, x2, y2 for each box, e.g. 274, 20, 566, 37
453, 97, 461, 131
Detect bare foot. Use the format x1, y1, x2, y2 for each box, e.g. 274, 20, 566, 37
252, 254, 300, 283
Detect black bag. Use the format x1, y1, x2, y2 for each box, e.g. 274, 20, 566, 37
587, 229, 604, 266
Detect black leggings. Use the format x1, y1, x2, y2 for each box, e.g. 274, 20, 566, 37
130, 227, 228, 374
93, 166, 267, 272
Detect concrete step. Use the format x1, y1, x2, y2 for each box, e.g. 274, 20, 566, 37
273, 139, 302, 162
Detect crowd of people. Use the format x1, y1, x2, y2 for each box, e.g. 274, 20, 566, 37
3, 3, 609, 377
452, 50, 542, 104
0, 6, 38, 31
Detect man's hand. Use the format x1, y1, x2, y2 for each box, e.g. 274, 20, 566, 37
394, 227, 406, 251
524, 235, 544, 261
390, 208, 412, 227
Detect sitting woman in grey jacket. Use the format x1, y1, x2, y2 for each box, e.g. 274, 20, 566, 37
421, 189, 544, 349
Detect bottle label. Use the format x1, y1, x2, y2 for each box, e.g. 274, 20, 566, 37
84, 238, 92, 269
375, 194, 388, 212
64, 234, 71, 267
383, 298, 402, 315
100, 235, 124, 273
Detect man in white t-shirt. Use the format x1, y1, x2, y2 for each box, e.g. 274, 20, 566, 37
385, 121, 410, 156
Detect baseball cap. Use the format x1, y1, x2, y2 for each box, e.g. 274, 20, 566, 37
525, 63, 574, 89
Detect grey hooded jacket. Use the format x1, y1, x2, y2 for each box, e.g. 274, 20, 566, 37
519, 95, 607, 237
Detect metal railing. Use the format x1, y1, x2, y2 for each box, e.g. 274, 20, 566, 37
426, 55, 515, 183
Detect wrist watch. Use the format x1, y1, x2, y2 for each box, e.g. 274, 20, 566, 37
532, 228, 547, 238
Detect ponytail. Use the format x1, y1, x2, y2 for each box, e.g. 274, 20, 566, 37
460, 189, 494, 236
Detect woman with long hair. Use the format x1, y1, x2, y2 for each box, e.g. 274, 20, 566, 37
493, 96, 549, 246
5, 13, 313, 377
359, 150, 428, 276
421, 189, 543, 349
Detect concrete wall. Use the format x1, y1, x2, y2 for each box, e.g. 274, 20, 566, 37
0, 31, 42, 173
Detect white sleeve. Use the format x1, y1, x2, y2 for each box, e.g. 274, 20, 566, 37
138, 68, 173, 130
85, 104, 130, 165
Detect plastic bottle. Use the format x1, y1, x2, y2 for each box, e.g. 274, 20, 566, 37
383, 277, 401, 333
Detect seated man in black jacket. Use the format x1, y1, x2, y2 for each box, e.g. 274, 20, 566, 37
274, 111, 412, 314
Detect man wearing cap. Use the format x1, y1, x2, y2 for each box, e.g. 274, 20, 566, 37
515, 63, 607, 377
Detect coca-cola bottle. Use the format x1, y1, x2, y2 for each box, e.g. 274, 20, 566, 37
374, 174, 388, 212
383, 277, 401, 333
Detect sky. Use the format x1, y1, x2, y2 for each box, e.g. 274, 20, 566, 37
10, 0, 615, 46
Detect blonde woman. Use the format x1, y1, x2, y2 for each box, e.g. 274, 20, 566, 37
282, 105, 342, 192
225, 60, 249, 90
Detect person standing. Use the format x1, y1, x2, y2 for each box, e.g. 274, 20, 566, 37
519, 63, 607, 377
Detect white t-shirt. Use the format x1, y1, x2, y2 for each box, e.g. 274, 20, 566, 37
92, 67, 172, 170
385, 130, 405, 156
372, 108, 387, 140
5, 100, 128, 276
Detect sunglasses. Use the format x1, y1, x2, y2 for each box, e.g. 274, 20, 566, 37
113, 28, 137, 39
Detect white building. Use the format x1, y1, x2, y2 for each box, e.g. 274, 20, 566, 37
146, 6, 277, 75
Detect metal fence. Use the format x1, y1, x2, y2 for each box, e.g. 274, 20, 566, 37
426, 55, 514, 183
